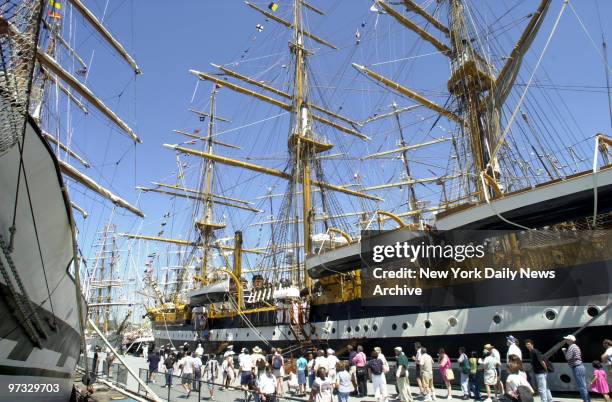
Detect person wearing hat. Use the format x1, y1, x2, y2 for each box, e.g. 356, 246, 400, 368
484, 344, 504, 396
326, 349, 339, 383
563, 334, 590, 402
251, 346, 267, 379
395, 347, 413, 402
224, 345, 234, 358
506, 335, 522, 363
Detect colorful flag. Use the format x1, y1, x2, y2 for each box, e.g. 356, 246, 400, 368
268, 2, 279, 12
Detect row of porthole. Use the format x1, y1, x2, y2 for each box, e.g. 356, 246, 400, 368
210, 306, 602, 339
342, 305, 602, 334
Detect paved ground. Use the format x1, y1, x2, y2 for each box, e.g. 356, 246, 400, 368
90, 354, 587, 402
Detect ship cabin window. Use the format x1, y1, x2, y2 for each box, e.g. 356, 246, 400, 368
391, 323, 397, 331
492, 314, 502, 324
372, 324, 378, 332
587, 305, 600, 317
346, 326, 352, 333
424, 320, 432, 329
354, 326, 360, 332
448, 317, 458, 327
560, 374, 571, 383
331, 328, 336, 334
363, 325, 369, 332
402, 322, 409, 330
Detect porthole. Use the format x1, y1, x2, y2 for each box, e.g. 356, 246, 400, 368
544, 309, 557, 321
424, 320, 432, 329
347, 326, 352, 333
372, 324, 378, 331
391, 323, 397, 331
587, 305, 600, 318
273, 330, 276, 336
560, 374, 571, 383
493, 314, 502, 324
363, 325, 369, 332
246, 332, 249, 337
448, 317, 458, 327
402, 322, 408, 330
332, 328, 336, 334
355, 326, 360, 332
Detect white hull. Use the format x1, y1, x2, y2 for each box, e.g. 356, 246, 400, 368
0, 118, 81, 401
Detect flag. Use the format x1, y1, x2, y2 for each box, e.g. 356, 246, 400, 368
256, 24, 264, 32
268, 2, 279, 12
355, 29, 361, 44
49, 0, 61, 9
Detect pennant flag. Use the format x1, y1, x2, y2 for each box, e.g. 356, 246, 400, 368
268, 2, 279, 12
49, 0, 61, 9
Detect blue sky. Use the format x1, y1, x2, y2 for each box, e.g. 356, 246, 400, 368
51, 0, 612, 306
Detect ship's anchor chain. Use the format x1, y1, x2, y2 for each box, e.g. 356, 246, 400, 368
0, 233, 48, 346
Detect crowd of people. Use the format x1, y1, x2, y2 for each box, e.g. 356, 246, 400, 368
141, 335, 611, 402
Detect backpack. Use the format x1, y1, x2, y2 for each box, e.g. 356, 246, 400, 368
256, 357, 267, 370
517, 385, 534, 402
369, 358, 383, 375
460, 355, 470, 374
165, 356, 175, 369
272, 355, 282, 369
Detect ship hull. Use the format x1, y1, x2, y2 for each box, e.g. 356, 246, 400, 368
152, 294, 611, 393
0, 117, 81, 401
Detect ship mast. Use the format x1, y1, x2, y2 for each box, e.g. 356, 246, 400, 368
447, 0, 496, 201
291, 0, 312, 289
196, 86, 225, 285
391, 101, 420, 223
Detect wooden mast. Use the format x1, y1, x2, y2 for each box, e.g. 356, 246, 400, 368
447, 0, 495, 201
292, 0, 312, 290
197, 86, 225, 284
392, 101, 419, 223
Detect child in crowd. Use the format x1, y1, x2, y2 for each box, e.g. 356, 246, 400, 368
591, 361, 610, 402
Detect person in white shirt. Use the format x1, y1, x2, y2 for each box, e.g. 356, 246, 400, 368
505, 358, 534, 400
336, 361, 354, 402
479, 349, 498, 402
374, 347, 389, 400
223, 345, 234, 358
506, 335, 522, 362
484, 343, 505, 396
179, 351, 194, 397
195, 343, 204, 358
258, 366, 277, 402
314, 349, 328, 373
192, 353, 203, 393
310, 367, 333, 402
601, 339, 612, 373
325, 349, 339, 382
239, 348, 253, 391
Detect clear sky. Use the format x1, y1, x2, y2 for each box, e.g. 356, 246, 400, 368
53, 0, 612, 310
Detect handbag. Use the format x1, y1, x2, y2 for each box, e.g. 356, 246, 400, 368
445, 368, 455, 381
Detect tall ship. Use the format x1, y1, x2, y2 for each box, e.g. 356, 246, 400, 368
123, 0, 612, 392
0, 0, 142, 400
